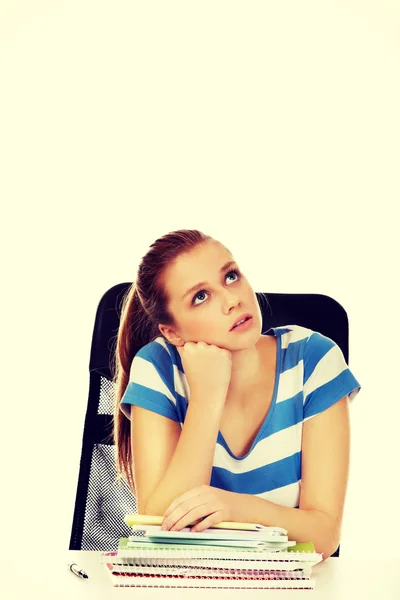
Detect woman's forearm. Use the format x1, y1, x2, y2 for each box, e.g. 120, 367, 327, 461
145, 395, 225, 515
229, 492, 340, 560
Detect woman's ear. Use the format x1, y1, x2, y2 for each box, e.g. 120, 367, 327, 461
158, 323, 184, 346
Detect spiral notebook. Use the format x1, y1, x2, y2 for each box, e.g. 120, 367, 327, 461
102, 539, 315, 589
102, 542, 320, 589
101, 515, 322, 589
103, 564, 316, 589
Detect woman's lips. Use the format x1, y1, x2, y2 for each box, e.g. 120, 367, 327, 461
230, 316, 253, 332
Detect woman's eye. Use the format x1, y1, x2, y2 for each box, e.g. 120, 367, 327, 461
192, 270, 240, 306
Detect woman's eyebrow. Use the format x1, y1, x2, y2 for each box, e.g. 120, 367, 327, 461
181, 261, 237, 300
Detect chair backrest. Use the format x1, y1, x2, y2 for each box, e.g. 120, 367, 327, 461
69, 284, 350, 556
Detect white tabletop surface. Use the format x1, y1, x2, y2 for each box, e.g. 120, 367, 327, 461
1, 551, 399, 599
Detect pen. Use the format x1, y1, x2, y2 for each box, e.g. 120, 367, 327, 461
68, 562, 89, 579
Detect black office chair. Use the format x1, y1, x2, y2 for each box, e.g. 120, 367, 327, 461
69, 284, 350, 556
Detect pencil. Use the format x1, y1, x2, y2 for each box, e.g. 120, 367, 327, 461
124, 514, 260, 531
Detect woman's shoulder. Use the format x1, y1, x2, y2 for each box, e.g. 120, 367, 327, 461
133, 337, 189, 407
129, 337, 179, 394
265, 324, 313, 344
136, 336, 172, 356
135, 336, 180, 371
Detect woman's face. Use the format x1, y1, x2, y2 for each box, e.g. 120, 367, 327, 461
158, 240, 262, 349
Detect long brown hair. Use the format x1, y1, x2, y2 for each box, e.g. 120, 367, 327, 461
110, 229, 213, 496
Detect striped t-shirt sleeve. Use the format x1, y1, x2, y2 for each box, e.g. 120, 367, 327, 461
119, 345, 179, 423
303, 331, 361, 422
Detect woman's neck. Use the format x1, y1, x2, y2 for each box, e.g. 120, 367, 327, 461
226, 335, 274, 406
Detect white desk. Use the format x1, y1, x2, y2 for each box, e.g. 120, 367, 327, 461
2, 552, 399, 599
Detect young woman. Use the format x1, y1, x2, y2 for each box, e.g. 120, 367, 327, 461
112, 229, 361, 560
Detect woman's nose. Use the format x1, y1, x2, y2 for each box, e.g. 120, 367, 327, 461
222, 289, 240, 311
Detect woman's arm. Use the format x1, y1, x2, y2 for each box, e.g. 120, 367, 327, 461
144, 393, 226, 515
159, 395, 350, 560
229, 395, 350, 559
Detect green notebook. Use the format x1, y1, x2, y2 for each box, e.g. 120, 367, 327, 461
119, 537, 316, 555
287, 541, 316, 553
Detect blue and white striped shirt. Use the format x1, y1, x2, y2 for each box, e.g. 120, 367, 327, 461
119, 324, 361, 508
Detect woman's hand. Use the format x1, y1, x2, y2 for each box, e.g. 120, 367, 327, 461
176, 342, 232, 404
161, 485, 235, 532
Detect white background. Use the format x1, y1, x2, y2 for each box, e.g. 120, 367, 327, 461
1, 0, 399, 576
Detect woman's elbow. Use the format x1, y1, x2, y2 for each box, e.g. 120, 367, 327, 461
318, 528, 341, 561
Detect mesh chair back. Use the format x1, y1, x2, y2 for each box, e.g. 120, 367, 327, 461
69, 284, 350, 556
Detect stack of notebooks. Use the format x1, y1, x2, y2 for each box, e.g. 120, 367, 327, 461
100, 515, 323, 588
